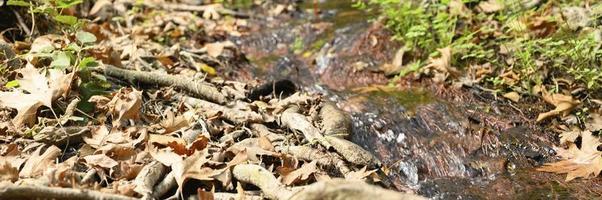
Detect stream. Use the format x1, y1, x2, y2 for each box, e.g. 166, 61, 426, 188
234, 1, 598, 199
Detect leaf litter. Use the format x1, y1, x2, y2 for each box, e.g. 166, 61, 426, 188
0, 0, 425, 199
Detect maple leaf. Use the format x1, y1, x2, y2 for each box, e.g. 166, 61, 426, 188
538, 131, 602, 181
0, 67, 71, 127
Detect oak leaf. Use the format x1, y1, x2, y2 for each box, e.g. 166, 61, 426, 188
0, 67, 71, 126
538, 131, 602, 181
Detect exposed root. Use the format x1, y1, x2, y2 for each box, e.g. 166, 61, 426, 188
280, 106, 331, 149
0, 182, 137, 200
289, 179, 426, 200
325, 136, 381, 167
282, 145, 351, 175
319, 101, 351, 138
133, 161, 166, 198
232, 164, 293, 200
182, 95, 263, 124
100, 65, 226, 104
152, 171, 176, 199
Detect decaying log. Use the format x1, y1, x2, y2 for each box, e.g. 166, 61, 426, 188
319, 101, 351, 138
289, 179, 426, 200
280, 106, 331, 149
0, 183, 137, 200
325, 136, 381, 167
282, 145, 350, 175
182, 96, 263, 124
101, 65, 226, 104
232, 164, 293, 200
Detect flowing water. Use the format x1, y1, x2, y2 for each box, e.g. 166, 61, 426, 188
235, 1, 601, 199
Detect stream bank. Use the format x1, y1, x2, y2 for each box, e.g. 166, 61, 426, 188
236, 1, 602, 199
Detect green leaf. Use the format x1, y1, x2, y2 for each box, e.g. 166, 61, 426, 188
78, 57, 98, 70
76, 31, 97, 44
5, 80, 19, 88
7, 0, 31, 6
54, 15, 78, 25
50, 51, 72, 69
55, 0, 83, 9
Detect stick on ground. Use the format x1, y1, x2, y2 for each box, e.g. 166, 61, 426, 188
101, 65, 227, 104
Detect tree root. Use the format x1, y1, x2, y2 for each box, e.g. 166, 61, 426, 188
325, 136, 381, 167
133, 161, 166, 198
280, 106, 331, 149
182, 95, 263, 124
100, 65, 226, 104
0, 182, 137, 200
289, 179, 426, 200
281, 145, 351, 175
319, 101, 351, 138
232, 164, 293, 200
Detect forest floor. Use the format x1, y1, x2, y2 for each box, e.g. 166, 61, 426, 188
1, 0, 602, 199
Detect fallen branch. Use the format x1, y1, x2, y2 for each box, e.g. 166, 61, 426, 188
100, 65, 226, 104
182, 96, 263, 124
0, 183, 137, 200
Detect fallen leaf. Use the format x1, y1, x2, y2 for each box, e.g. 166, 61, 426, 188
0, 161, 19, 182
345, 166, 378, 180
83, 154, 119, 169
159, 110, 194, 134
19, 145, 61, 177
0, 67, 71, 126
421, 47, 458, 83
538, 131, 602, 181
478, 0, 504, 13
503, 91, 520, 102
281, 160, 318, 185
537, 90, 580, 122
171, 149, 211, 189
107, 88, 143, 127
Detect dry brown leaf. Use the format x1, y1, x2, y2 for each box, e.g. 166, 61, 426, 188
107, 88, 143, 127
503, 91, 520, 102
537, 91, 580, 122
258, 135, 275, 151
159, 110, 194, 134
538, 131, 602, 181
19, 145, 61, 178
559, 129, 580, 144
421, 47, 458, 83
148, 134, 186, 147
281, 160, 318, 185
0, 161, 19, 182
204, 41, 234, 58
0, 67, 71, 126
172, 149, 211, 189
345, 166, 378, 181
478, 0, 504, 13
149, 146, 183, 167
83, 154, 119, 169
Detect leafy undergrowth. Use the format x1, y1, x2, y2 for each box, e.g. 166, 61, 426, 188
0, 1, 426, 200
359, 0, 602, 181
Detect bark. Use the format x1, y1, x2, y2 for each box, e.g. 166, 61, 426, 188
101, 65, 226, 104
